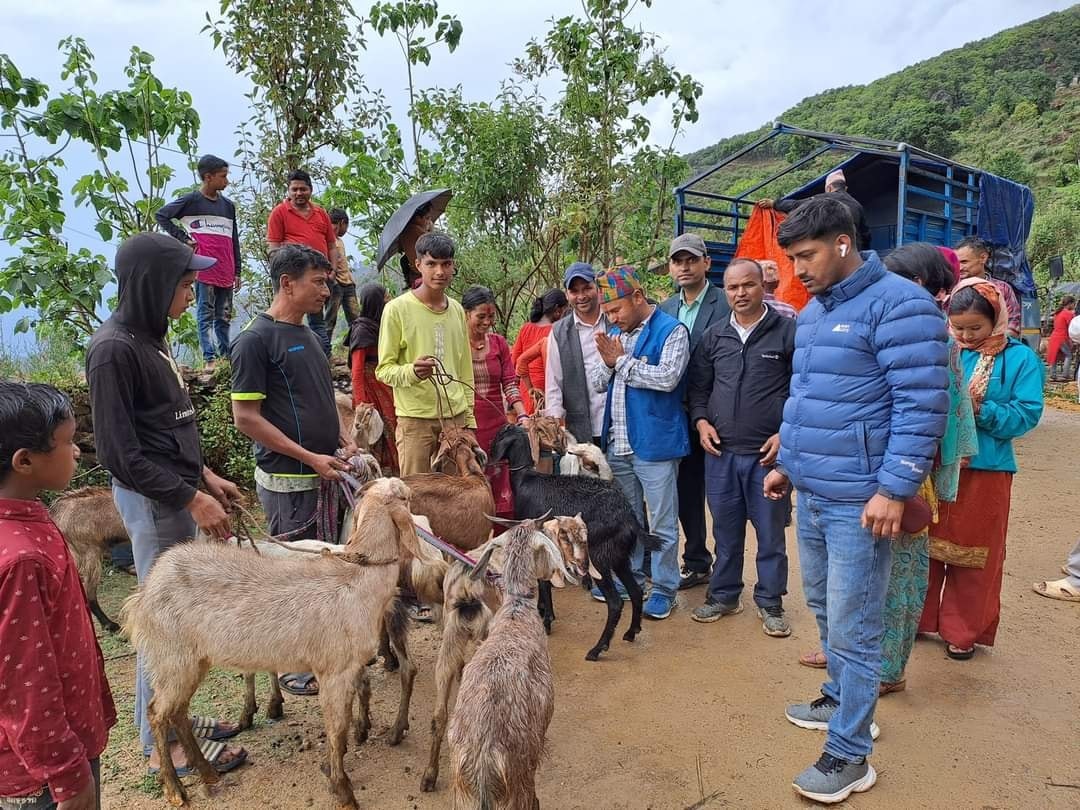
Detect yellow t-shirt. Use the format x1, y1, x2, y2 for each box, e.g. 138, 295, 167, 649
375, 291, 476, 426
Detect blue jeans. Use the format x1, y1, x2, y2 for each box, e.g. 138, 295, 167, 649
606, 452, 680, 599
112, 484, 196, 751
705, 451, 789, 607
797, 491, 892, 761
195, 282, 233, 361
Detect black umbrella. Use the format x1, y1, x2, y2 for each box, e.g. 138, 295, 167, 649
1052, 281, 1080, 296
375, 188, 453, 269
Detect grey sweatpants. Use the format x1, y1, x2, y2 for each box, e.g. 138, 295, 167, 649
111, 483, 196, 752
255, 484, 319, 537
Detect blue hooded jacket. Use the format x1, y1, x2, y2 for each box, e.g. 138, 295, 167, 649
777, 252, 950, 503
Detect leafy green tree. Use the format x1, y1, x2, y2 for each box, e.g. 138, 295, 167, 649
516, 0, 701, 269
203, 0, 395, 310
367, 1, 462, 177
0, 38, 199, 349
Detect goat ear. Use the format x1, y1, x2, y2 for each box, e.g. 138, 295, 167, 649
366, 411, 384, 447
469, 545, 495, 581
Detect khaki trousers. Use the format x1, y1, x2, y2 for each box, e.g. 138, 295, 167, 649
396, 413, 467, 476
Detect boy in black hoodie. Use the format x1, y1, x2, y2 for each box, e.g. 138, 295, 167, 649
86, 232, 247, 776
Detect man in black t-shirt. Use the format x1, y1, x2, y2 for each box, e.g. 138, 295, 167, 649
230, 245, 354, 698
231, 245, 352, 534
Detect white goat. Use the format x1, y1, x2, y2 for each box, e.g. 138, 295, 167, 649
557, 442, 614, 480
122, 478, 421, 809
252, 514, 449, 743
447, 519, 571, 810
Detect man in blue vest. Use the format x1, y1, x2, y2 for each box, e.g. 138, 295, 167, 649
659, 233, 731, 590
591, 266, 690, 620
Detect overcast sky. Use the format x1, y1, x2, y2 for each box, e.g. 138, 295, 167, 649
0, 0, 1072, 343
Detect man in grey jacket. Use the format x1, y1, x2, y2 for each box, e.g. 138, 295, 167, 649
659, 234, 730, 589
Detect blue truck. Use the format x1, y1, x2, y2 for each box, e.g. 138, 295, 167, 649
674, 122, 1040, 348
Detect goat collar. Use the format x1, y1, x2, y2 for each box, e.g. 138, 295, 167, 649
507, 462, 532, 472
332, 551, 400, 566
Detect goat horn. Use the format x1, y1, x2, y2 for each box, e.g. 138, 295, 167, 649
469, 544, 496, 581
485, 514, 520, 527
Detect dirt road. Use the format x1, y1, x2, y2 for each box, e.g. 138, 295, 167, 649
100, 404, 1080, 809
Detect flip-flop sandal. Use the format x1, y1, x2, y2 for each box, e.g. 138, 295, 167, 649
1032, 577, 1080, 603
190, 715, 242, 741
879, 679, 906, 696
946, 644, 975, 660
147, 738, 247, 777
798, 650, 827, 669
409, 605, 435, 624
278, 672, 319, 696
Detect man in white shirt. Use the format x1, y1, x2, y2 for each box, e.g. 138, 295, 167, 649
544, 263, 608, 445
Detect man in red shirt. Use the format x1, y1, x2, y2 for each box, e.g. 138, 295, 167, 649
266, 169, 343, 356
0, 382, 116, 810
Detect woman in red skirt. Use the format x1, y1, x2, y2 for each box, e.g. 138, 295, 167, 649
918, 277, 1043, 659
348, 282, 399, 475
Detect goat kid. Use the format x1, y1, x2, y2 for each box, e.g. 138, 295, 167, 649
122, 478, 421, 809
335, 392, 386, 455
447, 518, 572, 810
405, 425, 495, 553
420, 518, 570, 794
489, 424, 660, 660
557, 443, 614, 481
49, 486, 130, 632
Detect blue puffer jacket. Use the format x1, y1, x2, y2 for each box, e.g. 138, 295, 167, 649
778, 253, 950, 503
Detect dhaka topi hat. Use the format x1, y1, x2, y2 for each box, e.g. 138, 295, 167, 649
595, 266, 642, 304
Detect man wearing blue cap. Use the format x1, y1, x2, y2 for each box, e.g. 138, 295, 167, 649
543, 262, 609, 445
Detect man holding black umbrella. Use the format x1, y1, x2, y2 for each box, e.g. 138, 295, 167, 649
375, 189, 452, 290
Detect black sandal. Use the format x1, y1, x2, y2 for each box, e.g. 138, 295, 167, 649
278, 672, 319, 696
946, 644, 975, 660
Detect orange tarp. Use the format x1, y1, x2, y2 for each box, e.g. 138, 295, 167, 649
734, 206, 810, 312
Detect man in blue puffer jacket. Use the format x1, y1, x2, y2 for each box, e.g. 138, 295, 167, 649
762, 198, 949, 804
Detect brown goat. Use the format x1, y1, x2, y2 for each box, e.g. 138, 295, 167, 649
122, 478, 421, 809
49, 486, 129, 632
420, 518, 570, 794
447, 520, 569, 810
404, 425, 495, 553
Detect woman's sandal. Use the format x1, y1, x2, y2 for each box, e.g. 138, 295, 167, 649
147, 739, 247, 777
1032, 577, 1080, 603
946, 644, 975, 660
798, 650, 827, 669
879, 679, 907, 696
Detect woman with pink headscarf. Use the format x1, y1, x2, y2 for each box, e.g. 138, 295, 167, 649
918, 277, 1043, 660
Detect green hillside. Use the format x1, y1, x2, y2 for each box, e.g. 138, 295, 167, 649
683, 5, 1080, 288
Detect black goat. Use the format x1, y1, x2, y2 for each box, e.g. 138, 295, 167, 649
489, 424, 659, 661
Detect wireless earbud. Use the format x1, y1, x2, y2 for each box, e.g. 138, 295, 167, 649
839, 244, 848, 258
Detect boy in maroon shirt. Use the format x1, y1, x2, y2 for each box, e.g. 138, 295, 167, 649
0, 382, 116, 810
